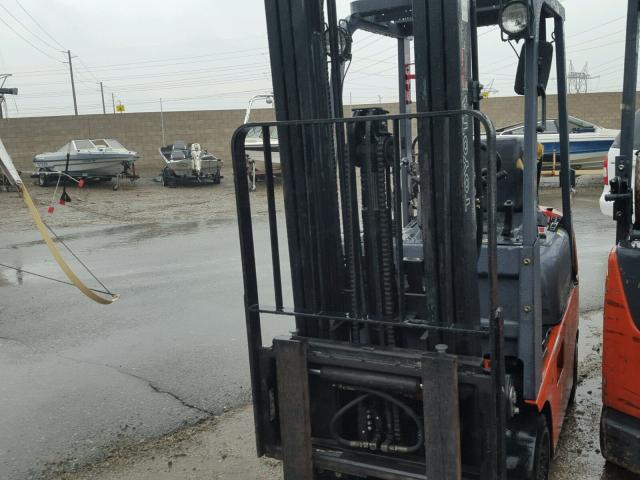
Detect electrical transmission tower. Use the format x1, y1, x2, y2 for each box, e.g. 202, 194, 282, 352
0, 74, 18, 119
568, 61, 600, 94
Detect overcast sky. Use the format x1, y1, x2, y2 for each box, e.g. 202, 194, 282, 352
0, 0, 633, 117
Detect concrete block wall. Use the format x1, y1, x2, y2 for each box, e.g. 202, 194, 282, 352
0, 91, 635, 175
0, 107, 276, 176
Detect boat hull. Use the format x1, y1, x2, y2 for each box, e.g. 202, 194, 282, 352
541, 137, 615, 171
159, 145, 223, 179
164, 158, 222, 177
245, 147, 281, 175
33, 153, 136, 177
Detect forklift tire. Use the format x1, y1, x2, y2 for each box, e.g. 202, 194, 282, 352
531, 415, 551, 480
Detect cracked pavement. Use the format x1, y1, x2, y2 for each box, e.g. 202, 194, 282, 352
0, 182, 290, 479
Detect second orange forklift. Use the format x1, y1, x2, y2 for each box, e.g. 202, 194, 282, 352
600, 0, 640, 474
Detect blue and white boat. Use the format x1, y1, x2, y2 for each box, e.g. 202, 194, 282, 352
497, 116, 618, 171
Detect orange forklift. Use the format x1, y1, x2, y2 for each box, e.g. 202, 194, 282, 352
600, 0, 640, 474
232, 1, 579, 478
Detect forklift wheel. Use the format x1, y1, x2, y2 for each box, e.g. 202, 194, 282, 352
532, 415, 551, 480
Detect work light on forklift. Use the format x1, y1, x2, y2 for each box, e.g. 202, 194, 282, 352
499, 0, 530, 38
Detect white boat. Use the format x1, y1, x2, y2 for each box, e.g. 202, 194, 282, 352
159, 141, 223, 186
497, 116, 618, 171
244, 94, 280, 190
33, 139, 138, 184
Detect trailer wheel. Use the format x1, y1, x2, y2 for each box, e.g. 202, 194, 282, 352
161, 167, 175, 188
38, 169, 49, 187
531, 415, 551, 480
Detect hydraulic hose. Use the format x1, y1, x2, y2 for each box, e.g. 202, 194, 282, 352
329, 388, 424, 454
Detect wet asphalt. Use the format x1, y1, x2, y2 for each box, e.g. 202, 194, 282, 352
0, 185, 636, 479
0, 213, 293, 479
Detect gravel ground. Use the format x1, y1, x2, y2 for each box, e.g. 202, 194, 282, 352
0, 173, 270, 234
52, 407, 281, 480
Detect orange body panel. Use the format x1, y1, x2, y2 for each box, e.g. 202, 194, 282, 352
603, 249, 640, 419
526, 286, 580, 448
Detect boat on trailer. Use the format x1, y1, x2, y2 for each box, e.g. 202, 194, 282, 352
244, 94, 281, 190
497, 116, 618, 171
159, 141, 223, 186
33, 139, 138, 186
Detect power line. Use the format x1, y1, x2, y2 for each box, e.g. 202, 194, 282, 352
16, 62, 272, 89
567, 15, 625, 39
14, 0, 66, 49
64, 49, 270, 74
570, 39, 625, 55
0, 14, 62, 62
27, 87, 273, 108
3, 0, 100, 107
566, 31, 625, 51
75, 56, 100, 83
0, 2, 60, 52
10, 50, 271, 78
18, 73, 273, 98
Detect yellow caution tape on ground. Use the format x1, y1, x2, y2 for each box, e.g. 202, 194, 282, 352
1, 138, 118, 305
20, 184, 119, 305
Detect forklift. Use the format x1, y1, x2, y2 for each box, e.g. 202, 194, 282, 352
600, 0, 640, 474
231, 0, 578, 478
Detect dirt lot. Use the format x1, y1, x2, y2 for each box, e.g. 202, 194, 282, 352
52, 407, 282, 480
0, 174, 272, 234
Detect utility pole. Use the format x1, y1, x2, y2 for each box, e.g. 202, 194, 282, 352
111, 92, 116, 114
0, 74, 17, 120
100, 82, 106, 114
67, 50, 78, 116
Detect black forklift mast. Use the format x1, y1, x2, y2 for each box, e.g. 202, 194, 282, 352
607, 0, 640, 243
231, 0, 573, 479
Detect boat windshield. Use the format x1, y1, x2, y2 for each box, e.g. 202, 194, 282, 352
245, 126, 278, 141
92, 139, 109, 148
568, 116, 598, 133
106, 139, 125, 149
56, 142, 72, 153
73, 140, 95, 150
